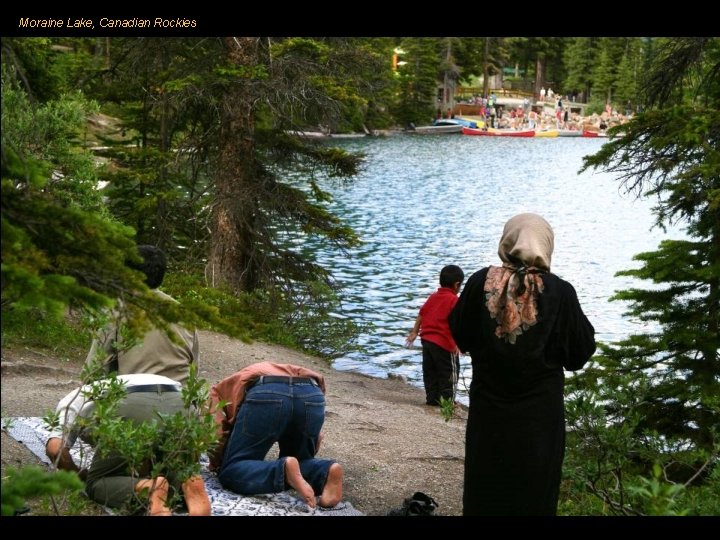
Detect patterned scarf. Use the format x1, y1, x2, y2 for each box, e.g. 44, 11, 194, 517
484, 213, 554, 344
484, 264, 545, 344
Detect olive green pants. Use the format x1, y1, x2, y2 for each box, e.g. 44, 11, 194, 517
84, 390, 187, 509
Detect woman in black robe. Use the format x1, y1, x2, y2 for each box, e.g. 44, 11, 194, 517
449, 213, 596, 516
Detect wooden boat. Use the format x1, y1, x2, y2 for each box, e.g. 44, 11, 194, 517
408, 124, 463, 134
462, 127, 535, 137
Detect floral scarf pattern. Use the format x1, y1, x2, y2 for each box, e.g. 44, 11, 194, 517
484, 264, 545, 344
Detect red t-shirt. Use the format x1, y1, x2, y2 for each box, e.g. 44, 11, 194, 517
419, 287, 459, 352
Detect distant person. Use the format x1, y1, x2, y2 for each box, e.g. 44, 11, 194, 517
540, 87, 546, 102
528, 109, 537, 130
209, 362, 343, 509
450, 213, 596, 515
45, 373, 211, 515
84, 245, 199, 384
406, 265, 465, 406
488, 106, 496, 128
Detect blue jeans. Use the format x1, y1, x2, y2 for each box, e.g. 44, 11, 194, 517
218, 380, 335, 496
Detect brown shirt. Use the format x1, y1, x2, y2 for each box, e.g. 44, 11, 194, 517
208, 362, 326, 471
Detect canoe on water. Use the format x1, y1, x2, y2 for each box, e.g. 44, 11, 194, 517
434, 118, 479, 129
462, 127, 536, 137
408, 124, 464, 134
582, 130, 609, 138
535, 129, 585, 137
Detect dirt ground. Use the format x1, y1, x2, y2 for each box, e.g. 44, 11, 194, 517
1, 330, 467, 516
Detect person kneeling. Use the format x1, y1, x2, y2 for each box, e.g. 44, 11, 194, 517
45, 373, 211, 516
208, 362, 343, 508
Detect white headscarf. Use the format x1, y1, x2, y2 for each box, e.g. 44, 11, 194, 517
497, 213, 554, 271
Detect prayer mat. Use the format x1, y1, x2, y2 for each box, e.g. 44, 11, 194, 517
4, 417, 363, 516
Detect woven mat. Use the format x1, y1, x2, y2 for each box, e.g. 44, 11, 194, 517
4, 417, 363, 516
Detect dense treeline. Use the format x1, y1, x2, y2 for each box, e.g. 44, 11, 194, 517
392, 36, 652, 123
1, 37, 718, 515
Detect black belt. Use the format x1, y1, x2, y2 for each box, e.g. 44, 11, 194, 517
125, 384, 180, 394
249, 376, 318, 388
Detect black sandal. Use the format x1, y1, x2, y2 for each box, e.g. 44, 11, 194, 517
386, 492, 438, 516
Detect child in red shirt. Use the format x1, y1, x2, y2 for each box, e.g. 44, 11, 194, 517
406, 265, 464, 406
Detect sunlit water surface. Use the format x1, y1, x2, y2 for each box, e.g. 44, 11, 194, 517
292, 135, 682, 404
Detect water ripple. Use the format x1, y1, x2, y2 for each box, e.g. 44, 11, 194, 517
296, 135, 684, 404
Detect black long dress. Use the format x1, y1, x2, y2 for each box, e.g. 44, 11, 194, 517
449, 267, 596, 516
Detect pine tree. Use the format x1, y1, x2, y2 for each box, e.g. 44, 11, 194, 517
564, 37, 598, 101
1, 39, 239, 339
206, 37, 377, 291
591, 38, 617, 104
92, 38, 221, 261
509, 37, 565, 101
565, 37, 720, 515
393, 38, 442, 125
613, 38, 643, 108
90, 38, 389, 293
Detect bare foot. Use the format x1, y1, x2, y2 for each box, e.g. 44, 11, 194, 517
319, 463, 343, 508
137, 477, 172, 516
182, 475, 212, 516
45, 437, 62, 462
284, 457, 316, 508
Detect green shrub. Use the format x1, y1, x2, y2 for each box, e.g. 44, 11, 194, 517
1, 307, 92, 360
1, 466, 83, 516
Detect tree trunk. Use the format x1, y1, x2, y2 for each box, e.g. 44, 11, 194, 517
483, 37, 490, 98
535, 55, 545, 102
442, 38, 453, 115
156, 87, 170, 251
207, 37, 261, 292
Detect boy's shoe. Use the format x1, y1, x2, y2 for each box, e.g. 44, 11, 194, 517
386, 492, 438, 516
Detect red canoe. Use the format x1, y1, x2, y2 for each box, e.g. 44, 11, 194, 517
462, 127, 536, 137
582, 130, 609, 138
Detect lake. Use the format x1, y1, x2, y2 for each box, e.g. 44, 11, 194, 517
296, 134, 682, 404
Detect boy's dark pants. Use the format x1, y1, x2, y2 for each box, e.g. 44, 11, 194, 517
421, 339, 459, 406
